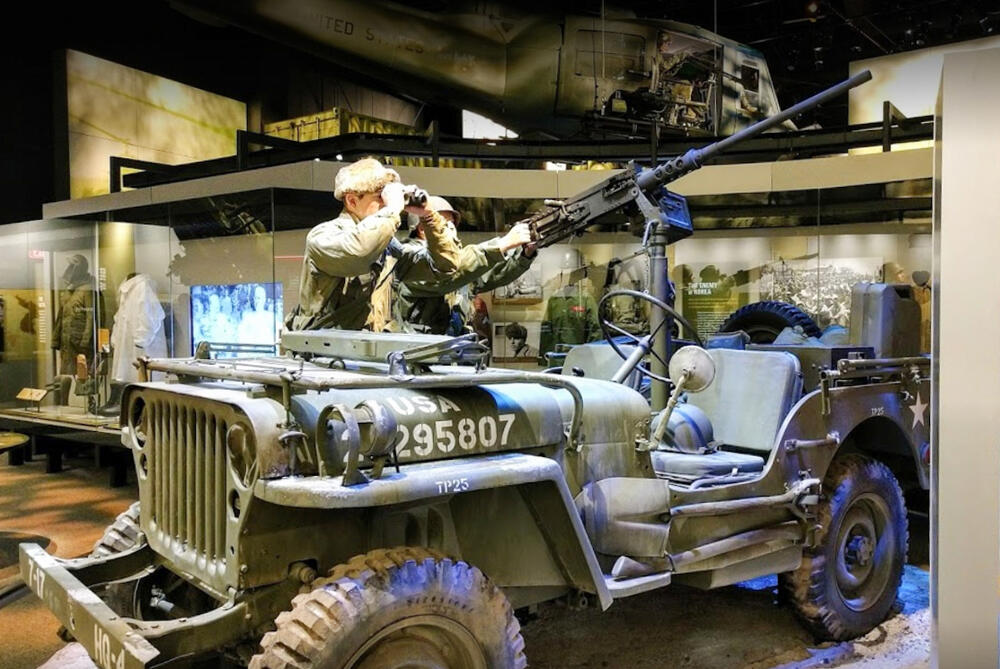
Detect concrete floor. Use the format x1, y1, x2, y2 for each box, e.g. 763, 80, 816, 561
0, 451, 930, 669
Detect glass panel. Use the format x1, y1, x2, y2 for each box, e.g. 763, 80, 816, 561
817, 181, 933, 354
98, 216, 173, 395
0, 218, 103, 418
575, 30, 646, 79
488, 239, 644, 369
166, 190, 277, 359
0, 222, 34, 407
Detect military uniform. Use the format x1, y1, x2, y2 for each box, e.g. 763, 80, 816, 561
287, 209, 458, 332
396, 239, 534, 335
539, 292, 602, 361
52, 257, 100, 375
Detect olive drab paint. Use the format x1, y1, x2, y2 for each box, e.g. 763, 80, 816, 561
192, 0, 786, 137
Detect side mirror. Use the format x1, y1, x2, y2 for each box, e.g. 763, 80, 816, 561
668, 346, 716, 393
651, 346, 716, 447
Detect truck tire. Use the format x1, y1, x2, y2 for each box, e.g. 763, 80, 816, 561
250, 547, 527, 669
779, 454, 908, 640
90, 502, 144, 557
718, 301, 821, 344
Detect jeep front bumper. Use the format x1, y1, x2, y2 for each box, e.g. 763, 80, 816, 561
19, 543, 248, 669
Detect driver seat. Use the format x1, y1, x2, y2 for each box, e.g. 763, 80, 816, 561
651, 348, 803, 485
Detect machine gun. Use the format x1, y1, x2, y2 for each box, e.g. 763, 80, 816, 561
525, 70, 873, 410
527, 69, 873, 249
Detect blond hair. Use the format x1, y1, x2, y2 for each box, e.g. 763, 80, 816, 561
334, 157, 400, 201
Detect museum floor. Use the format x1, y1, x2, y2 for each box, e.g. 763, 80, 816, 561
0, 452, 930, 669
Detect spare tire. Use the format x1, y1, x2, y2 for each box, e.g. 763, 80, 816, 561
719, 301, 821, 344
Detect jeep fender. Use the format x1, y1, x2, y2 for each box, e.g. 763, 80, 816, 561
254, 452, 612, 609
775, 381, 930, 489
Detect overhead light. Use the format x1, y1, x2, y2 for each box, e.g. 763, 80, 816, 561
805, 1, 820, 21
335, 154, 344, 161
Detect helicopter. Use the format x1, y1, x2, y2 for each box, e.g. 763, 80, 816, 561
178, 0, 790, 139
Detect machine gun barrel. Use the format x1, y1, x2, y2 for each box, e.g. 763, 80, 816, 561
526, 70, 873, 249
635, 69, 873, 192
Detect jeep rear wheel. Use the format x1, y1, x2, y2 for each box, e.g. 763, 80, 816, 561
780, 454, 908, 640
250, 547, 527, 669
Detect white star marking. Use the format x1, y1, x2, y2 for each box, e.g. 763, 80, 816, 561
907, 392, 928, 430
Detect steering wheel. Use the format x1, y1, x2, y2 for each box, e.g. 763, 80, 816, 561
598, 288, 704, 383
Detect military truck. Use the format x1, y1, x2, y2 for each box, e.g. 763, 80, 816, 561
20, 70, 931, 668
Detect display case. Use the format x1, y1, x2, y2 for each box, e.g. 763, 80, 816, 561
0, 158, 933, 420
483, 179, 932, 369
0, 217, 107, 423
0, 190, 289, 429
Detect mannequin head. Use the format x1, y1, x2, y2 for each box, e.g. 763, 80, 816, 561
61, 254, 90, 286
335, 157, 400, 220
883, 262, 907, 284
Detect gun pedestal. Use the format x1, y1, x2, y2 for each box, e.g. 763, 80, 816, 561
648, 221, 672, 412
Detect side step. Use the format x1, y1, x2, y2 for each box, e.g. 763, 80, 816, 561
604, 571, 672, 599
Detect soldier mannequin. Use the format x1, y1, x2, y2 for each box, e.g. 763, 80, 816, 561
396, 196, 535, 334
286, 157, 460, 332
650, 31, 694, 125
52, 254, 97, 376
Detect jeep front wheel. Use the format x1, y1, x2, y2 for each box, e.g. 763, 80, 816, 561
780, 454, 908, 640
250, 547, 527, 669
90, 501, 143, 557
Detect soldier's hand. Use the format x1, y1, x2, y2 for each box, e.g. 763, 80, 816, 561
381, 182, 406, 213
499, 222, 533, 252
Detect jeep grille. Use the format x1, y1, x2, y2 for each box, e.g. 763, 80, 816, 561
144, 397, 229, 568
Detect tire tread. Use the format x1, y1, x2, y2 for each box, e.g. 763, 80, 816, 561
250, 547, 527, 669
779, 454, 908, 640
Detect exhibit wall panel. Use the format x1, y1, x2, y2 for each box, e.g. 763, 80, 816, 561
932, 47, 1000, 669
65, 49, 246, 199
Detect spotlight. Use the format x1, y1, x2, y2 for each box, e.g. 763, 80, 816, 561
805, 1, 821, 21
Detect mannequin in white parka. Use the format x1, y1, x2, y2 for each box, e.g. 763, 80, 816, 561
110, 274, 167, 383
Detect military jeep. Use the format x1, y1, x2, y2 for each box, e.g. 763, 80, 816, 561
19, 68, 929, 669
19, 322, 929, 668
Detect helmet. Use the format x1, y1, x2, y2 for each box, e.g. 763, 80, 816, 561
427, 195, 462, 224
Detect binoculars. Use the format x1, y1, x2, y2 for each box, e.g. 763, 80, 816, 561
402, 184, 428, 207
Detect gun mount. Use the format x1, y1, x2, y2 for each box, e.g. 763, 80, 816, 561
527, 69, 873, 409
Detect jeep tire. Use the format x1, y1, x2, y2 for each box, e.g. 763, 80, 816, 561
90, 502, 143, 557
780, 454, 908, 640
250, 547, 527, 669
719, 301, 821, 344
61, 502, 144, 640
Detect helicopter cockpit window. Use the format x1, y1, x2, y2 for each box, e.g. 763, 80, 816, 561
740, 64, 761, 116
575, 30, 645, 80
741, 64, 760, 93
